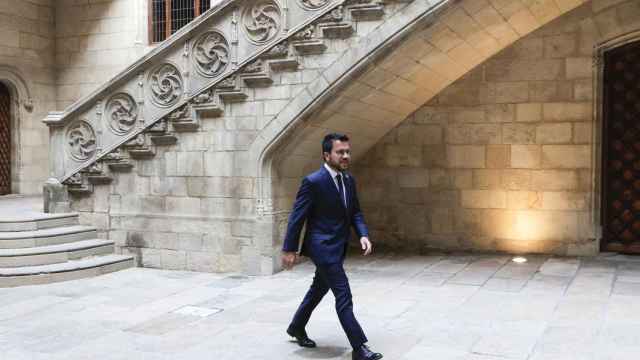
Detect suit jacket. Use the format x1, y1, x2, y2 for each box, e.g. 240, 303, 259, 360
282, 165, 369, 265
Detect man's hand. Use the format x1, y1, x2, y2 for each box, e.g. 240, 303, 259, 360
360, 237, 373, 256
282, 251, 299, 270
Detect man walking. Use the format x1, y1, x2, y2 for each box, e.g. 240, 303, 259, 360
282, 133, 383, 360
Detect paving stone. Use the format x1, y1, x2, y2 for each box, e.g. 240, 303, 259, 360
494, 263, 540, 279
125, 312, 203, 335
605, 294, 640, 323
403, 271, 453, 287
533, 325, 601, 357
471, 320, 546, 359
402, 345, 463, 359
566, 273, 614, 298
523, 274, 573, 294
616, 269, 640, 283
612, 281, 640, 296
539, 258, 580, 277
482, 277, 529, 292
447, 270, 497, 286
429, 258, 472, 274
0, 295, 69, 321
578, 260, 618, 275
551, 296, 608, 326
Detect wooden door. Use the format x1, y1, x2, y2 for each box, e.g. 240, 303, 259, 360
0, 83, 10, 195
602, 41, 640, 253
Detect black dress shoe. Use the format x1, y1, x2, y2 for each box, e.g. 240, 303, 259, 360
352, 344, 383, 360
286, 326, 317, 348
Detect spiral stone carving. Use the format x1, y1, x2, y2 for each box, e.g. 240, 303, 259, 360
149, 63, 183, 107
298, 0, 330, 10
193, 31, 230, 77
66, 120, 96, 161
105, 93, 137, 135
242, 0, 282, 44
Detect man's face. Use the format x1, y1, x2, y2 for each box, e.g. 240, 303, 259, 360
324, 140, 351, 171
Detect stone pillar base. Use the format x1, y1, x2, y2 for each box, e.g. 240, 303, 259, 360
43, 178, 71, 213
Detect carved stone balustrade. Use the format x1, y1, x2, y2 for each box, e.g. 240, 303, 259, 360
44, 0, 347, 186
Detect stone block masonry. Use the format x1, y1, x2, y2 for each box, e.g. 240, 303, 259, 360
352, 0, 636, 257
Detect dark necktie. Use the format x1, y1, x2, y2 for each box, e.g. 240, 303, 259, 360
336, 174, 346, 208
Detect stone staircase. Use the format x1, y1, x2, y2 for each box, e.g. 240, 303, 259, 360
0, 212, 133, 287
55, 0, 394, 196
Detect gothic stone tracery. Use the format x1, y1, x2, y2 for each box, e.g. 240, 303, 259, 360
242, 0, 282, 44
149, 63, 184, 107
193, 31, 230, 77
66, 120, 97, 162
105, 93, 138, 135
298, 0, 330, 10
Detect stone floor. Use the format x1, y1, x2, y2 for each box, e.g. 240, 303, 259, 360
2, 252, 640, 359
0, 195, 42, 218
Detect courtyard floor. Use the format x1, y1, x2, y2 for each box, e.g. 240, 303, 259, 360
2, 252, 640, 359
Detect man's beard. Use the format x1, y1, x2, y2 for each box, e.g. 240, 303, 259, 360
329, 159, 348, 171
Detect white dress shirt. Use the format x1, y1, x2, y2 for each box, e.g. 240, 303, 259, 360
324, 163, 347, 208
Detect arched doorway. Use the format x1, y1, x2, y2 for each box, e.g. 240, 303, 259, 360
0, 82, 11, 195
601, 40, 640, 253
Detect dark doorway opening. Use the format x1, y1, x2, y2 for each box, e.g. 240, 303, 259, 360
602, 40, 640, 253
0, 83, 11, 195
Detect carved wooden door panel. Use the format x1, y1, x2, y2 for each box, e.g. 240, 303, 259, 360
0, 83, 10, 195
602, 41, 640, 253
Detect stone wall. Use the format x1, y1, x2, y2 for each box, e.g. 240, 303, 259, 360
353, 0, 640, 256
55, 0, 150, 109
0, 0, 55, 194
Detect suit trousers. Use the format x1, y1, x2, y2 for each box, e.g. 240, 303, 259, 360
289, 262, 368, 349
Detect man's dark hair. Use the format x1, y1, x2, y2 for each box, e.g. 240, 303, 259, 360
322, 133, 350, 154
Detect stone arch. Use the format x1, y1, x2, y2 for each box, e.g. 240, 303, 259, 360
0, 66, 33, 194
246, 0, 640, 272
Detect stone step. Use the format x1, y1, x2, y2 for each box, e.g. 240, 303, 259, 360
123, 135, 146, 148
349, 3, 384, 21
0, 254, 135, 287
0, 213, 79, 232
171, 120, 200, 132
218, 90, 248, 103
241, 73, 273, 87
80, 166, 102, 175
192, 103, 224, 118
292, 39, 327, 55
0, 225, 97, 249
0, 239, 115, 267
128, 148, 156, 159
107, 161, 134, 172
150, 134, 178, 145
268, 58, 299, 71
68, 185, 92, 196
319, 22, 354, 39
87, 175, 113, 185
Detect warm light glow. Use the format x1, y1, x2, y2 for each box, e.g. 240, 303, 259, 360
512, 256, 527, 263
512, 211, 541, 241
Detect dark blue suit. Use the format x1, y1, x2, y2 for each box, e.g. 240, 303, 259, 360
283, 165, 369, 349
